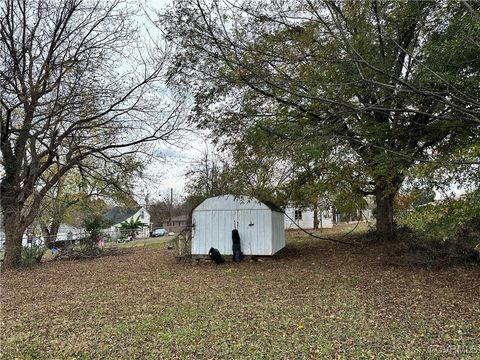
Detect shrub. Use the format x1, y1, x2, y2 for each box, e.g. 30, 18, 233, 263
392, 191, 480, 267
399, 191, 480, 245
54, 215, 110, 261
82, 215, 110, 253
20, 244, 45, 266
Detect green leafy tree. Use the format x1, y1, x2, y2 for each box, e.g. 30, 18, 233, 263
163, 0, 480, 240
83, 215, 111, 253
37, 157, 142, 247
119, 216, 147, 240
411, 188, 436, 209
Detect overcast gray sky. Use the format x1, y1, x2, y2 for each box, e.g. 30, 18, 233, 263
131, 0, 209, 203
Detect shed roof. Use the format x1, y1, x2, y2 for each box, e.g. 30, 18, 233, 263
261, 200, 284, 213
194, 195, 283, 213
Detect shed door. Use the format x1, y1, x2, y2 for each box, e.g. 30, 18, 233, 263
192, 209, 272, 255
236, 209, 271, 255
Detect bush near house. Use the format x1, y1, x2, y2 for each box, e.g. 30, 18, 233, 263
53, 215, 112, 261
400, 191, 480, 241
393, 191, 480, 266
20, 244, 45, 267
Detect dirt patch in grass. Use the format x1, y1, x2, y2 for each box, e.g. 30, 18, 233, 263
1, 227, 479, 359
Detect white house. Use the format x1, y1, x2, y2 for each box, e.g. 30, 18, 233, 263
333, 208, 374, 224
284, 207, 333, 230
191, 195, 285, 256
104, 206, 151, 239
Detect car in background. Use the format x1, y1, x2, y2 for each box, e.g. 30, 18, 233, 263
150, 228, 167, 237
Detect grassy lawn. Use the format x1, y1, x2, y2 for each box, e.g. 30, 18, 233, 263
108, 235, 175, 249
1, 226, 479, 359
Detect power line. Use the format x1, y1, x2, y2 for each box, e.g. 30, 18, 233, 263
282, 209, 359, 246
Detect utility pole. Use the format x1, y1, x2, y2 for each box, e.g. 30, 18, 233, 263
169, 188, 173, 229
145, 191, 149, 208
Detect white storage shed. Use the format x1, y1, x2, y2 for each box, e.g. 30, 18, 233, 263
191, 195, 285, 256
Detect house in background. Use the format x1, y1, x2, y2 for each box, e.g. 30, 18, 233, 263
333, 208, 374, 224
284, 207, 333, 230
158, 214, 189, 233
55, 224, 85, 241
104, 206, 151, 239
284, 199, 375, 230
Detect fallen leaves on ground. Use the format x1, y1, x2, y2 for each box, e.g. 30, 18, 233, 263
1, 227, 479, 359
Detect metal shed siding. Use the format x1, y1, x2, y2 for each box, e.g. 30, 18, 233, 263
236, 209, 272, 255
271, 211, 286, 254
192, 210, 237, 255
191, 195, 284, 256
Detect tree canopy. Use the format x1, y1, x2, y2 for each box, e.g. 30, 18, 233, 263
163, 0, 480, 240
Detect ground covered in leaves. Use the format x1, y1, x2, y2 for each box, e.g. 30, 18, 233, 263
1, 227, 479, 359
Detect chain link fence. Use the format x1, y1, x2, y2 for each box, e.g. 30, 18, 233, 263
0, 228, 152, 251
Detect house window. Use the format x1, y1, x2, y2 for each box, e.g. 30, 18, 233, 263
294, 209, 302, 221
140, 210, 144, 219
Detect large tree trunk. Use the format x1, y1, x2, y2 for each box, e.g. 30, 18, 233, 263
50, 221, 61, 244
41, 224, 50, 242
375, 188, 396, 241
41, 220, 61, 248
2, 210, 27, 269
1, 173, 39, 270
